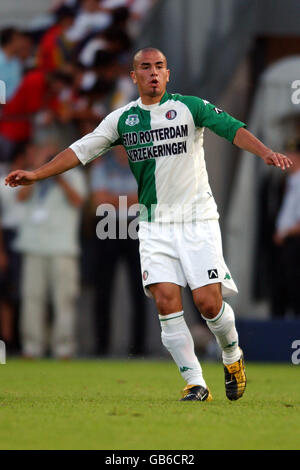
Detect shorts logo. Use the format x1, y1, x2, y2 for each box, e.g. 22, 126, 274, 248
143, 270, 149, 281
165, 110, 177, 120
208, 269, 218, 279
125, 114, 139, 126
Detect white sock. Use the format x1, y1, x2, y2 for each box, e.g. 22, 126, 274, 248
159, 311, 207, 388
202, 302, 240, 365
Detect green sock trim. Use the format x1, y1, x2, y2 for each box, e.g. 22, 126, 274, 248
159, 313, 184, 322
224, 340, 238, 348
205, 302, 225, 323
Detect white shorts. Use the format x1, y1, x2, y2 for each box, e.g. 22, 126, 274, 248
138, 220, 238, 298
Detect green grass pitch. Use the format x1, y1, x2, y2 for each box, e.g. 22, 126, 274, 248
0, 358, 299, 450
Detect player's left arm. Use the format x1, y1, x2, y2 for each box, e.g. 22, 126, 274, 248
233, 127, 292, 171
194, 97, 293, 171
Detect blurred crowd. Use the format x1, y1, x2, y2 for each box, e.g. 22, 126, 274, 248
0, 0, 299, 360
0, 0, 157, 358
260, 136, 300, 319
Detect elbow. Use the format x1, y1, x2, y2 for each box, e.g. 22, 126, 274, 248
233, 126, 248, 147
233, 127, 242, 146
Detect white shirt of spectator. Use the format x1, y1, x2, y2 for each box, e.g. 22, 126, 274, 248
66, 11, 112, 42
14, 168, 87, 256
276, 169, 300, 234
0, 170, 25, 230
79, 38, 108, 67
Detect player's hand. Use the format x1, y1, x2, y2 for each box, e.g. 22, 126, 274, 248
5, 170, 37, 187
262, 151, 293, 170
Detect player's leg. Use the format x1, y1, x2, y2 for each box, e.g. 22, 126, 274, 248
192, 283, 246, 400
149, 282, 212, 401
192, 283, 240, 363
139, 222, 211, 401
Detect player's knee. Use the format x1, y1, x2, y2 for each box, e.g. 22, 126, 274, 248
152, 291, 178, 315
155, 295, 177, 315
149, 283, 182, 315
194, 295, 222, 319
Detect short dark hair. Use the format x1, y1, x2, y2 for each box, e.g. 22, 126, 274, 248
0, 27, 19, 47
132, 47, 167, 69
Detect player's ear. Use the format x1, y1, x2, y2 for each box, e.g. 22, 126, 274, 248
166, 69, 170, 83
130, 70, 137, 84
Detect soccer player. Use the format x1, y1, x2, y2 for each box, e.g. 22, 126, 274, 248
5, 48, 292, 401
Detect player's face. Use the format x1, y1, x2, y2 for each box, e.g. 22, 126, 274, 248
131, 50, 170, 104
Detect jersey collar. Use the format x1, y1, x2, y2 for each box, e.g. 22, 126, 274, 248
137, 91, 170, 110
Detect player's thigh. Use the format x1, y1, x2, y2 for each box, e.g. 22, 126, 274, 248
148, 282, 183, 315
139, 222, 186, 299
179, 220, 238, 299
192, 282, 223, 318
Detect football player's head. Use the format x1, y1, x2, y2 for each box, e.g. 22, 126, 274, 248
131, 47, 170, 102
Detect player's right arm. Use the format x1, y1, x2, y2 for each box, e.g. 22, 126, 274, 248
5, 109, 122, 188
5, 148, 80, 187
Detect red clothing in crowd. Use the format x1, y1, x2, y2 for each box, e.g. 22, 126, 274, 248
0, 69, 55, 142
37, 24, 66, 73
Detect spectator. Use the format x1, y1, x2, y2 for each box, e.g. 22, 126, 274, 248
92, 49, 119, 85
0, 69, 70, 162
16, 32, 35, 72
14, 142, 87, 358
65, 0, 112, 44
272, 138, 300, 316
0, 149, 28, 350
0, 220, 9, 344
110, 61, 137, 109
51, 0, 80, 14
78, 25, 131, 66
106, 0, 157, 38
36, 6, 75, 73
90, 146, 147, 355
0, 27, 23, 101
55, 64, 111, 137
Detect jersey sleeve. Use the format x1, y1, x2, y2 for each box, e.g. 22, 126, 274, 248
183, 96, 246, 143
69, 109, 123, 165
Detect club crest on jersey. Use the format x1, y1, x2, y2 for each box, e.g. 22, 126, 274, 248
165, 109, 177, 120
143, 270, 149, 281
125, 114, 139, 126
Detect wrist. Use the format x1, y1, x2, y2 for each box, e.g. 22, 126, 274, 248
261, 149, 273, 159
31, 170, 42, 182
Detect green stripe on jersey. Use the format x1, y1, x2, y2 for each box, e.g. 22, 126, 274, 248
117, 106, 157, 222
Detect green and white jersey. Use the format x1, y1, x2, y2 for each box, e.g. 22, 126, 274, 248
70, 92, 245, 222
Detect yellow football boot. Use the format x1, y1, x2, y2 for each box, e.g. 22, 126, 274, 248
180, 384, 213, 401
224, 349, 247, 400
